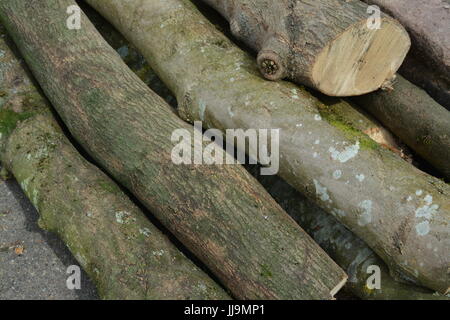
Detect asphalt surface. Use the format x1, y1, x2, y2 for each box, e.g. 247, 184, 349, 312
0, 175, 98, 300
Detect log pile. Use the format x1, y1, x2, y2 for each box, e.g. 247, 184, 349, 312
0, 0, 448, 300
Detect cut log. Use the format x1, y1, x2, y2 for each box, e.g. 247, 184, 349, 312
352, 75, 450, 180
362, 0, 450, 84
198, 0, 411, 96
0, 0, 348, 300
84, 0, 450, 293
0, 24, 229, 300
251, 170, 449, 300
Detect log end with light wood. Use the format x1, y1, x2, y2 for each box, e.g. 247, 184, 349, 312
202, 0, 411, 96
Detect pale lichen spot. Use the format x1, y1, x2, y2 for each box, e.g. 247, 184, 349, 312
415, 198, 439, 220
115, 211, 134, 224
332, 170, 342, 180
406, 196, 412, 201
139, 227, 151, 237
357, 200, 373, 226
313, 152, 319, 158
295, 123, 303, 128
314, 139, 320, 145
152, 250, 165, 256
415, 221, 430, 236
329, 141, 360, 163
313, 179, 331, 203
314, 114, 322, 121
355, 174, 365, 182
424, 195, 433, 205
416, 190, 423, 196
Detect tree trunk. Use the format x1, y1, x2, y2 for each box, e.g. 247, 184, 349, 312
399, 53, 450, 111
352, 75, 450, 180
198, 0, 410, 96
0, 24, 229, 300
251, 170, 449, 300
362, 0, 450, 83
85, 0, 450, 294
0, 0, 348, 300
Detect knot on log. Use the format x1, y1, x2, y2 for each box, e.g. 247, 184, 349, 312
257, 50, 286, 81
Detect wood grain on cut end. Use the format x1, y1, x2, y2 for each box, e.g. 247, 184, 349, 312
313, 19, 411, 96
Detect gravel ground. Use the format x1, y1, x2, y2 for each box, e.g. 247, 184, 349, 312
0, 177, 98, 300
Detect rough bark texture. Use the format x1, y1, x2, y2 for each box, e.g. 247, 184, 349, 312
0, 0, 348, 300
85, 5, 433, 300
399, 53, 450, 111
85, 0, 450, 293
199, 0, 410, 96
250, 170, 449, 300
352, 75, 450, 180
0, 24, 229, 300
362, 0, 450, 82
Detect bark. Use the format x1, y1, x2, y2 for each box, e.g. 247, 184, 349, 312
399, 53, 450, 111
85, 0, 450, 294
198, 0, 410, 96
0, 24, 229, 300
92, 14, 446, 299
251, 170, 449, 300
0, 0, 348, 300
352, 75, 450, 180
362, 0, 450, 82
